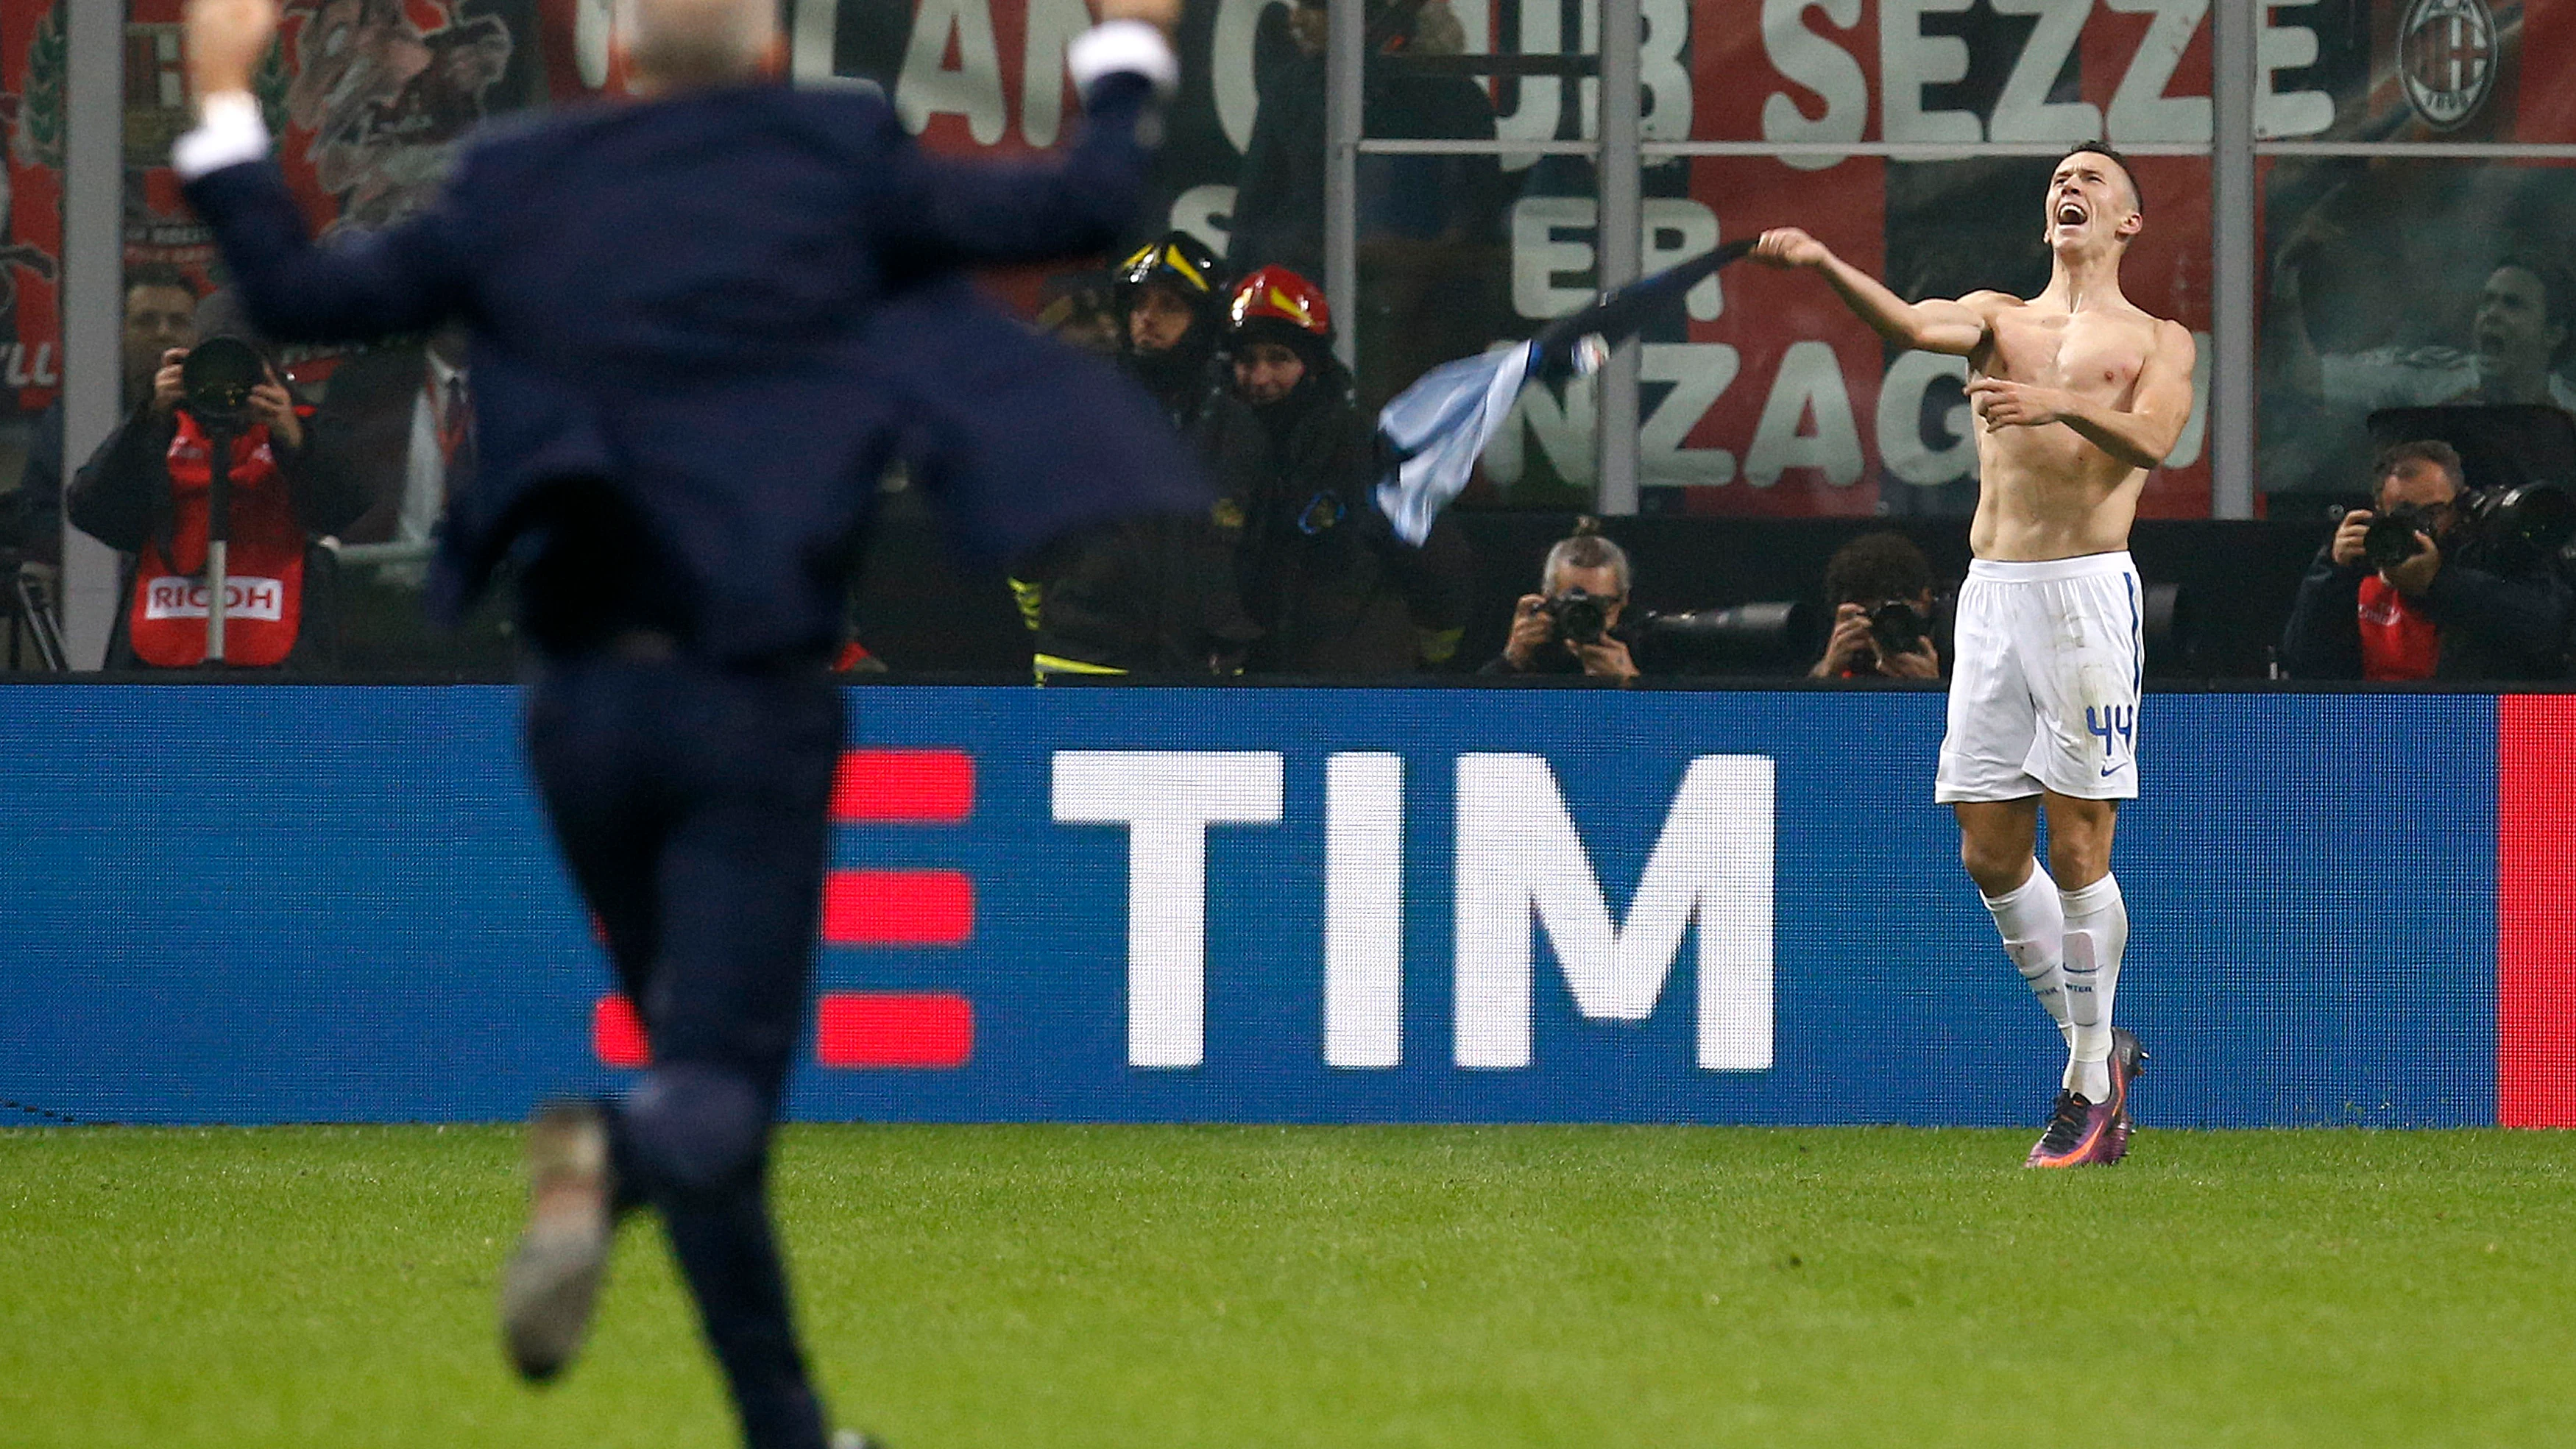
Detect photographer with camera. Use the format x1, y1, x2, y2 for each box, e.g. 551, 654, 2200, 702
66, 314, 367, 670
2279, 439, 2572, 681
1810, 531, 1945, 680
1482, 522, 1639, 684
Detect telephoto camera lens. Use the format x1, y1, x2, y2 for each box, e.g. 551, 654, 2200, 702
178, 336, 266, 426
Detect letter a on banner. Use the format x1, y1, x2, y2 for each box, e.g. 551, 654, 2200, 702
1454, 754, 1775, 1071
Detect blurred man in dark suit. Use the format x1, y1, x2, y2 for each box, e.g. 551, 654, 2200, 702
176, 0, 1196, 1444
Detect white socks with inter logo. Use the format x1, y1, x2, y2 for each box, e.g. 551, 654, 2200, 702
1983, 863, 2128, 1103
2057, 872, 2128, 1102
1982, 860, 2071, 1045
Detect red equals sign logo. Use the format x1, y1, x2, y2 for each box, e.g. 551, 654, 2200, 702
592, 748, 980, 1071
821, 749, 976, 1067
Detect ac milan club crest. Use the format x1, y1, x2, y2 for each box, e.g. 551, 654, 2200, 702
2400, 0, 2499, 131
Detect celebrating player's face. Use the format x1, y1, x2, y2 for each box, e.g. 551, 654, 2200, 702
2043, 155, 2138, 251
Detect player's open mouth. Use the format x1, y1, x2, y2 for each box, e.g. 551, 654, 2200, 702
2056, 200, 2087, 226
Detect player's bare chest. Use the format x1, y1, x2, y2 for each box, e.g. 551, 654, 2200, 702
1986, 312, 2149, 397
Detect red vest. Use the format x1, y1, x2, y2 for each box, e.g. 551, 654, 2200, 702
128, 415, 308, 668
2356, 575, 2440, 681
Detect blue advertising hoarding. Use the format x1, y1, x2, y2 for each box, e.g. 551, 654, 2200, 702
0, 686, 2502, 1128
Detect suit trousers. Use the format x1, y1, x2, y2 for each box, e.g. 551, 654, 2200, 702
524, 646, 843, 1449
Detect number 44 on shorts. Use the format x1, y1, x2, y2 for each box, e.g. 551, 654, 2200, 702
2085, 704, 2136, 768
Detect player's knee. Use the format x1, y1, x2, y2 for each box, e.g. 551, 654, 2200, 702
1958, 835, 2026, 894
2048, 837, 2111, 891
621, 1063, 771, 1196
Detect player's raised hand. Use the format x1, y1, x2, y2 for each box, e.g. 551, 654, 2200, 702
1099, 0, 1182, 32
1966, 377, 2065, 431
185, 0, 279, 98
1752, 229, 1830, 269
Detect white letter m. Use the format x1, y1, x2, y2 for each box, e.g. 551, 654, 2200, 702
1455, 754, 1774, 1071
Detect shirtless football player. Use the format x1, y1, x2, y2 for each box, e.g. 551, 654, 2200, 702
1754, 143, 2198, 1167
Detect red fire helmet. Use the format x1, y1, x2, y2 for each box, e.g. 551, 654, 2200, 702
1226, 266, 1332, 341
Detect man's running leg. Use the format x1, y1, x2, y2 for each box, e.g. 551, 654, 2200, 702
523, 653, 845, 1449
630, 661, 842, 1449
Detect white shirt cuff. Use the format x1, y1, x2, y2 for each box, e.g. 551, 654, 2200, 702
172, 92, 272, 181
1067, 21, 1179, 101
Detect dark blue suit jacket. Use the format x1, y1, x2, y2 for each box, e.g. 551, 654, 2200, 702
181, 73, 1209, 660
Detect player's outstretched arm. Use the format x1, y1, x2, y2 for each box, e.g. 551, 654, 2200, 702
1967, 319, 2196, 471
1751, 228, 1989, 355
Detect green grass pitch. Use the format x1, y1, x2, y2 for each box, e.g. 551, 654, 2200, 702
4, 1124, 2574, 1447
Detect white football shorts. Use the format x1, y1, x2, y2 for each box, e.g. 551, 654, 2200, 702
1933, 550, 2144, 804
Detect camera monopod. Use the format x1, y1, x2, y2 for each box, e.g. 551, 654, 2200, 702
177, 338, 266, 666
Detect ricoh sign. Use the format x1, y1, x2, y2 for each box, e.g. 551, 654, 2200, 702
0, 686, 2527, 1128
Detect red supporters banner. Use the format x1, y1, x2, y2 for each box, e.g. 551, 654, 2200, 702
1, 1, 63, 413
0, 0, 546, 417
10, 0, 2568, 514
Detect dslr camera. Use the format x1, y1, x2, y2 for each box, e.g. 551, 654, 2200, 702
2360, 483, 2576, 573
1864, 598, 1929, 659
1543, 587, 1614, 645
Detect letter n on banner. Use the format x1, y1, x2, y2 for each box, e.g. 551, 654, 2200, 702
2499, 695, 2576, 1127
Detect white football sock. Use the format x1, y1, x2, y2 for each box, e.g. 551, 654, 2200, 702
1980, 861, 2072, 1050
2059, 872, 2129, 1102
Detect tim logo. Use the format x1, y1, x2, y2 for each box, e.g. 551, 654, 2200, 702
2400, 0, 2497, 132
1056, 751, 1776, 1072
598, 748, 1778, 1077
142, 575, 284, 622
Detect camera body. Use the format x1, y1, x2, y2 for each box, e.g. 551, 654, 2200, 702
2361, 502, 2445, 572
1543, 587, 1613, 645
1865, 598, 1928, 659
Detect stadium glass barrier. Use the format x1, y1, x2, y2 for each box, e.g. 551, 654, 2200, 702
1, 684, 2567, 1130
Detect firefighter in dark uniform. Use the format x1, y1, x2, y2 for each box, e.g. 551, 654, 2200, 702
1224, 266, 1471, 673
1011, 230, 1262, 679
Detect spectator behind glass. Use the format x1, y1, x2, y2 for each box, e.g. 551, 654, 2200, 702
1811, 530, 1944, 680
1, 266, 202, 567
1484, 520, 1639, 684
65, 314, 368, 670
1224, 265, 1470, 673
302, 315, 520, 673
2276, 240, 2576, 414
2279, 439, 2572, 681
